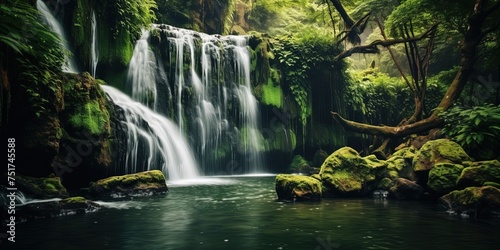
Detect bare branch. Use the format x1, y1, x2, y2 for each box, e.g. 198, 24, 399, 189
334, 24, 438, 61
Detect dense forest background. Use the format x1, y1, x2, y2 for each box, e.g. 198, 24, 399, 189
0, 0, 499, 182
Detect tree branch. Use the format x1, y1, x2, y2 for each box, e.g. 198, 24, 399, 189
331, 112, 443, 137
334, 24, 438, 61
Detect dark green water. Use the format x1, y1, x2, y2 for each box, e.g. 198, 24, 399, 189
9, 175, 500, 249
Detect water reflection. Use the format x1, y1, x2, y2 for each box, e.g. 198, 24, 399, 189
10, 176, 500, 250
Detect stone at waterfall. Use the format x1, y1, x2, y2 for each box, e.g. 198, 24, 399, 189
16, 174, 69, 199
439, 186, 500, 218
412, 139, 471, 184
427, 163, 465, 197
275, 174, 322, 200
456, 160, 500, 189
89, 170, 168, 199
389, 178, 424, 200
319, 147, 386, 197
17, 196, 100, 221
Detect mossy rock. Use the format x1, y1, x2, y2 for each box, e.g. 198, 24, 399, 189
275, 174, 322, 201
438, 186, 500, 218
389, 178, 424, 200
427, 163, 465, 197
392, 146, 417, 160
62, 72, 111, 137
17, 196, 100, 221
16, 175, 69, 199
456, 160, 500, 189
413, 139, 471, 172
376, 177, 395, 190
319, 147, 384, 197
89, 170, 168, 199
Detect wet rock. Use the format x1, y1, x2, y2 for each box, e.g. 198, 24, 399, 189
275, 174, 322, 201
439, 186, 500, 218
17, 196, 100, 221
16, 174, 69, 199
389, 178, 424, 200
412, 139, 471, 184
89, 170, 168, 199
312, 149, 329, 168
427, 163, 465, 197
457, 160, 500, 189
319, 147, 385, 197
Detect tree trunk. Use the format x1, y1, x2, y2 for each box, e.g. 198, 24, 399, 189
331, 0, 496, 138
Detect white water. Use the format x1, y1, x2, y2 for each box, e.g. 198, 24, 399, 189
127, 25, 263, 173
36, 0, 79, 73
127, 30, 157, 108
102, 85, 199, 180
90, 11, 99, 77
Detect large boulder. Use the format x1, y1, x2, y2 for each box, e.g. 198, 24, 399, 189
427, 163, 465, 197
412, 139, 471, 184
89, 170, 168, 199
17, 196, 100, 221
439, 186, 500, 218
16, 174, 69, 199
389, 178, 424, 200
457, 160, 500, 189
275, 174, 322, 201
319, 147, 386, 197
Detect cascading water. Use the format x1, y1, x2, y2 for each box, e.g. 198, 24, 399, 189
127, 30, 157, 108
126, 25, 263, 174
102, 85, 199, 180
90, 11, 99, 77
36, 0, 79, 73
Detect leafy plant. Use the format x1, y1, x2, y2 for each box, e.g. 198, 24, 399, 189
440, 104, 500, 160
1, 1, 64, 118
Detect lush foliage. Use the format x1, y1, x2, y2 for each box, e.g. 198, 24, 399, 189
92, 0, 156, 66
69, 100, 110, 135
273, 29, 339, 127
440, 105, 500, 160
0, 1, 64, 118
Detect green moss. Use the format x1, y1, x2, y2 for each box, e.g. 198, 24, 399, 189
69, 100, 109, 135
261, 80, 282, 107
275, 174, 322, 200
457, 160, 500, 188
377, 177, 394, 190
427, 163, 464, 196
16, 175, 69, 199
62, 196, 87, 204
413, 139, 471, 172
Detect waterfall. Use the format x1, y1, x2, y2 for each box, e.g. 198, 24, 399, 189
127, 25, 263, 174
127, 30, 157, 108
102, 85, 199, 180
36, 0, 79, 73
90, 11, 98, 77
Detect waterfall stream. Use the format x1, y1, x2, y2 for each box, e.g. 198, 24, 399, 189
91, 11, 99, 77
36, 2, 263, 177
102, 85, 200, 180
127, 25, 263, 174
36, 0, 79, 73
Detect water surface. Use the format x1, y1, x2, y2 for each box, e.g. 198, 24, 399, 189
11, 176, 500, 249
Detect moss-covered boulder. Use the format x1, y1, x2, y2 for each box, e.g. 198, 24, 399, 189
412, 139, 471, 184
427, 163, 465, 197
275, 174, 322, 201
89, 170, 168, 199
389, 178, 424, 200
17, 196, 100, 221
16, 175, 69, 199
319, 147, 385, 197
456, 160, 500, 189
413, 139, 471, 172
438, 186, 500, 218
